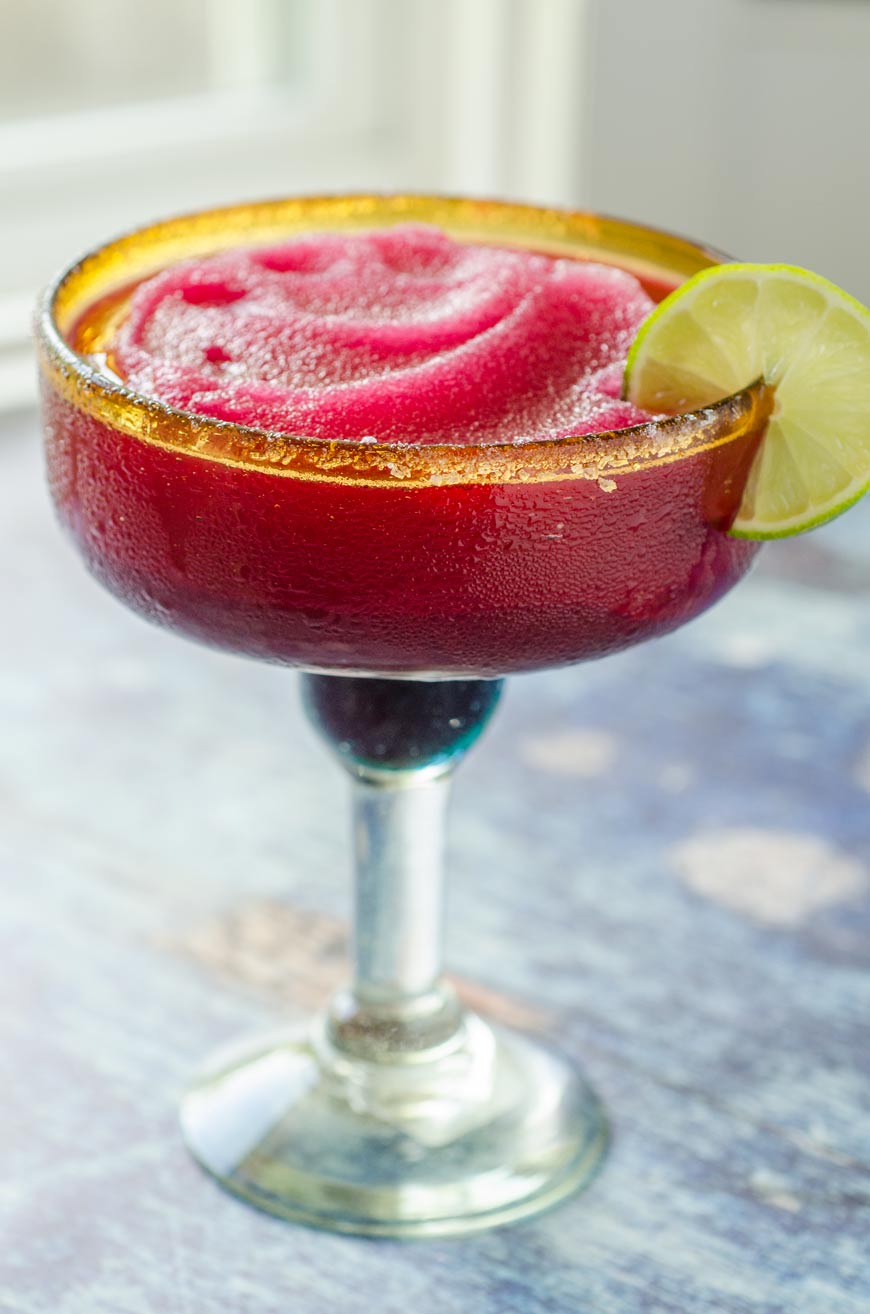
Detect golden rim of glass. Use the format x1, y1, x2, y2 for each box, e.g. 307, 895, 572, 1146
36, 193, 769, 489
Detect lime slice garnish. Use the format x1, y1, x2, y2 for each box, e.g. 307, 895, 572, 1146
623, 263, 870, 538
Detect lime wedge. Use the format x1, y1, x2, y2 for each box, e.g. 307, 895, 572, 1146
623, 263, 870, 538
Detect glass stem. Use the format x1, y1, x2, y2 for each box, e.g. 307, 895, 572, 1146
300, 672, 503, 1060
351, 767, 450, 1010
329, 763, 466, 1060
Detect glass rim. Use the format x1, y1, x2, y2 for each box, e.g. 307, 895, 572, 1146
35, 193, 769, 488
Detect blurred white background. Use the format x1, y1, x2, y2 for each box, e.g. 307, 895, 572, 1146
3, 0, 869, 408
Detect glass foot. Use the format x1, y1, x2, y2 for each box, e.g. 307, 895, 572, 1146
180, 1010, 608, 1238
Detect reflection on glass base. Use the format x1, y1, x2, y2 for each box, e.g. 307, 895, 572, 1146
180, 1012, 608, 1238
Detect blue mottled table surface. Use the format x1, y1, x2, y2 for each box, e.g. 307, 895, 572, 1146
1, 409, 868, 1314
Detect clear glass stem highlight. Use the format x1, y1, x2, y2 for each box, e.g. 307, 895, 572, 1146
351, 770, 450, 1008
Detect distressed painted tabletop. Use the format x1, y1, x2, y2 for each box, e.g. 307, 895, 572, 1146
1, 407, 869, 1314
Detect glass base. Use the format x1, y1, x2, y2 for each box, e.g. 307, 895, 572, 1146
180, 1009, 608, 1238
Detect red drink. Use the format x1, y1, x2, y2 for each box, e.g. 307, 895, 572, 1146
39, 199, 768, 677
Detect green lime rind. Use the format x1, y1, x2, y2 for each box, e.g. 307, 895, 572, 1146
728, 478, 869, 540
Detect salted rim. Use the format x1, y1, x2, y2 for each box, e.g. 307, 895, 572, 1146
34, 193, 770, 488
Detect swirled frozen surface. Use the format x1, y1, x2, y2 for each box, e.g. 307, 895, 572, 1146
113, 224, 656, 444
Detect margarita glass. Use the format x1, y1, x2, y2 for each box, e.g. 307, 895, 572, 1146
37, 196, 770, 1237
